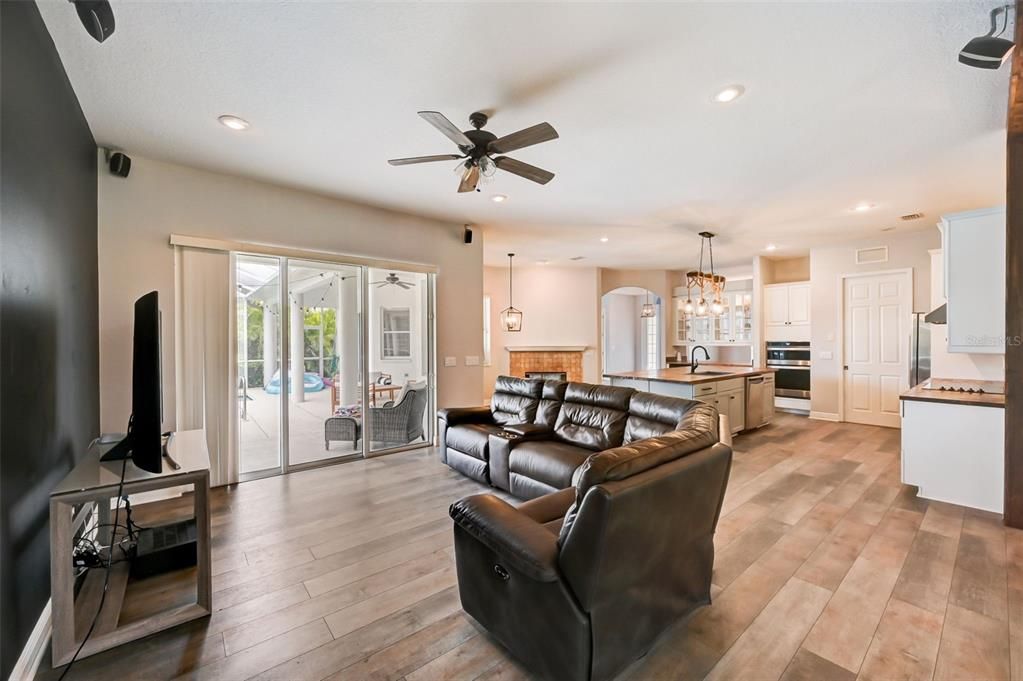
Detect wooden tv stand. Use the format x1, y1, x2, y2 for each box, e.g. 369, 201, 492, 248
48, 430, 211, 667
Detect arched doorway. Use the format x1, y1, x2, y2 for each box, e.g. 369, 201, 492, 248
601, 287, 663, 375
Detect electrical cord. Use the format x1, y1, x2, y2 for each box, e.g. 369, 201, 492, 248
57, 455, 129, 681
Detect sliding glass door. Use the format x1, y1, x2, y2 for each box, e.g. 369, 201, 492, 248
236, 254, 284, 476
235, 254, 434, 480
366, 268, 431, 455
286, 260, 363, 466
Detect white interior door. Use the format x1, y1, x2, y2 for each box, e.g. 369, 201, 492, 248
843, 272, 911, 427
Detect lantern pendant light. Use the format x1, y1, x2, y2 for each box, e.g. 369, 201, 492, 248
501, 253, 523, 332
640, 289, 656, 318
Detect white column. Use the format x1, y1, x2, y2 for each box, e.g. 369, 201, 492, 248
339, 276, 360, 406
290, 293, 306, 403
262, 302, 277, 387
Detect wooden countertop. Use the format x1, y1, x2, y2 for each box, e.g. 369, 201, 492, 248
604, 365, 776, 385
900, 381, 1005, 409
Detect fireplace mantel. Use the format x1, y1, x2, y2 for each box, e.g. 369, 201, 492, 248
505, 345, 588, 352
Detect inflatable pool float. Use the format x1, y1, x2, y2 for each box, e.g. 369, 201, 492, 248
264, 370, 325, 395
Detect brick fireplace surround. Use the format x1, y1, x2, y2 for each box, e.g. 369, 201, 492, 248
507, 346, 586, 383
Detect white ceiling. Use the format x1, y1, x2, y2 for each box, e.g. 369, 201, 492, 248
39, 0, 1011, 269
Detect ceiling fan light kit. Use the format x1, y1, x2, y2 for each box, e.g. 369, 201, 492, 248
684, 232, 726, 318
388, 111, 559, 193
371, 272, 417, 289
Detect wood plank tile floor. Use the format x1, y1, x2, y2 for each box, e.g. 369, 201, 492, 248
37, 413, 1023, 681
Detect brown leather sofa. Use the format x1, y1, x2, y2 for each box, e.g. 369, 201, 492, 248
449, 399, 730, 681
439, 376, 716, 500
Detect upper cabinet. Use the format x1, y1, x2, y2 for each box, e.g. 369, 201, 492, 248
672, 281, 753, 346
941, 207, 1006, 354
764, 281, 810, 341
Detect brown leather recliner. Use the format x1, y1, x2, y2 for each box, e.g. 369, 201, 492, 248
449, 401, 730, 681
436, 376, 543, 483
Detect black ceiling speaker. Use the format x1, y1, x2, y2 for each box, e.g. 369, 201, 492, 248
71, 0, 116, 43
464, 226, 473, 244
959, 5, 1015, 69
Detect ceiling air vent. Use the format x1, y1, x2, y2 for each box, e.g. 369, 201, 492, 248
856, 246, 889, 265
900, 212, 925, 221
569, 256, 586, 261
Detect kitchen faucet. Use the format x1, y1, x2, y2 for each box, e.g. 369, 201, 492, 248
690, 345, 710, 373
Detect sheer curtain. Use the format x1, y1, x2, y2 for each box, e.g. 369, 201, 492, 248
174, 246, 238, 486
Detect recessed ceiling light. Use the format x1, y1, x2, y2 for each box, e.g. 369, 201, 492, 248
536, 259, 549, 265
714, 85, 746, 103
218, 115, 250, 131
600, 237, 609, 243
852, 202, 875, 212
491, 194, 508, 203
765, 244, 777, 251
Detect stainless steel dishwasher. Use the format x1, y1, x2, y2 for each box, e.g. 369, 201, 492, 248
746, 375, 767, 430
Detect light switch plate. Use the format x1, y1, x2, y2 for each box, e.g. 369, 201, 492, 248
465, 355, 480, 366
444, 356, 456, 367
819, 351, 833, 360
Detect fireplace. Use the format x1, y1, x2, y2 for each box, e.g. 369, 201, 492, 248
507, 346, 586, 383
525, 371, 568, 381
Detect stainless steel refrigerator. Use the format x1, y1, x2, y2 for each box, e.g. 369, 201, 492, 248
909, 313, 931, 388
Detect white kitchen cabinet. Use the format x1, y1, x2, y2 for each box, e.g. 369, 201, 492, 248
901, 398, 1004, 513
764, 281, 810, 341
941, 207, 1006, 354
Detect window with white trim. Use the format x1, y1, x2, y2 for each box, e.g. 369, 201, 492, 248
483, 294, 492, 366
381, 307, 411, 359
644, 314, 658, 370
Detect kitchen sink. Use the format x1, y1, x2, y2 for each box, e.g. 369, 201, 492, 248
691, 370, 732, 376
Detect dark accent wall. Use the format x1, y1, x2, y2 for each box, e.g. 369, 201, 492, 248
1, 2, 99, 676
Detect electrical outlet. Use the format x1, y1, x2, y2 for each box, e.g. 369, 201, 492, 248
819, 351, 833, 360
465, 355, 480, 366
444, 357, 456, 367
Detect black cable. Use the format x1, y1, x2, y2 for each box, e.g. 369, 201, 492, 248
57, 455, 129, 681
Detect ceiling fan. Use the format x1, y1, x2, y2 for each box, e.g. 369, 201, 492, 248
372, 273, 417, 289
388, 111, 559, 193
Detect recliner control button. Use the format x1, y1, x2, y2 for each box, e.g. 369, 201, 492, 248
493, 564, 510, 581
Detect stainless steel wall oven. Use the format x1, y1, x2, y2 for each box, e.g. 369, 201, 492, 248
766, 341, 810, 399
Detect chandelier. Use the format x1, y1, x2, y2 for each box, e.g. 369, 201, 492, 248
683, 232, 726, 317
640, 289, 656, 318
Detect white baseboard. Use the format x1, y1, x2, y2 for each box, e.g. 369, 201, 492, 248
10, 599, 51, 681
809, 411, 841, 422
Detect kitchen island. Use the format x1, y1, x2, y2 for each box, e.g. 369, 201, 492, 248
604, 365, 776, 434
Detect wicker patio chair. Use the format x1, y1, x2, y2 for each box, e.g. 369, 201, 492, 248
324, 386, 428, 450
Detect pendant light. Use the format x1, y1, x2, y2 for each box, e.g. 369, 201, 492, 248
685, 232, 726, 317
501, 253, 523, 332
640, 289, 656, 318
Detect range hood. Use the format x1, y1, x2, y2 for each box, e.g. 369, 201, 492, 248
924, 303, 946, 325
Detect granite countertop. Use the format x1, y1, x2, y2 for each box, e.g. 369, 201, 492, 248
900, 380, 1005, 409
603, 364, 776, 385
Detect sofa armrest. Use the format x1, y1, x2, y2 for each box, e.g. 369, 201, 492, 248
437, 406, 493, 426
449, 494, 560, 582
516, 488, 576, 525
503, 423, 553, 440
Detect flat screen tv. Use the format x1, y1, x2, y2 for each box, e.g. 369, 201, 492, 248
101, 291, 163, 473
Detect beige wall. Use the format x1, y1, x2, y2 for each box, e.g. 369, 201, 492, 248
483, 265, 600, 395
763, 255, 810, 284
599, 268, 679, 355
809, 230, 940, 417
98, 153, 483, 431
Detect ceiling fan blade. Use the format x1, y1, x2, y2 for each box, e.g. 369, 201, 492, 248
494, 156, 555, 185
488, 122, 559, 154
418, 111, 474, 150
458, 164, 480, 193
388, 154, 462, 166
